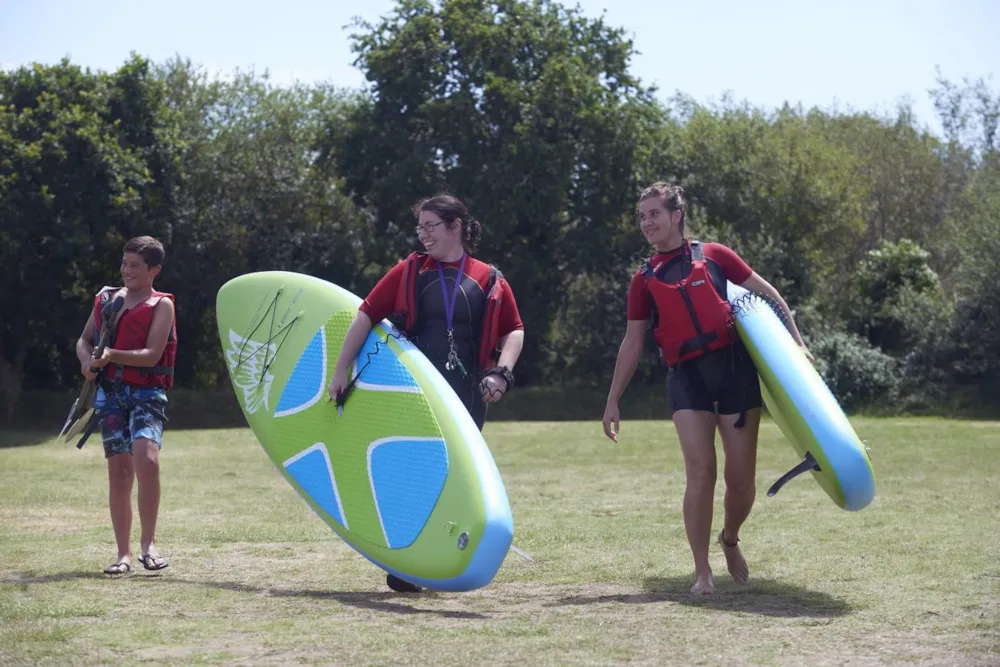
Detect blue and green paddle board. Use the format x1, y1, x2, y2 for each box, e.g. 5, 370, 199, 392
216, 271, 514, 590
727, 282, 876, 511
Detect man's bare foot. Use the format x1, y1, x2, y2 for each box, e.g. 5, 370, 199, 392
690, 571, 715, 595
719, 530, 749, 583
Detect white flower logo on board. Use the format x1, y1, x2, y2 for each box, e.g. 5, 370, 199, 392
225, 329, 276, 415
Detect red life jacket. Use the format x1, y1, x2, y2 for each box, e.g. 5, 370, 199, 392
643, 241, 736, 367
92, 287, 177, 389
393, 252, 506, 371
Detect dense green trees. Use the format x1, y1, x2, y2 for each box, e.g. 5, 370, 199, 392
2, 0, 998, 421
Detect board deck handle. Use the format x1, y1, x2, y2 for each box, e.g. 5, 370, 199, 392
767, 451, 821, 497
334, 381, 357, 416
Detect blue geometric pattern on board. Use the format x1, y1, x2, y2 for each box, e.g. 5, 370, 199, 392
369, 438, 449, 548
275, 327, 325, 417
284, 447, 345, 527
355, 330, 418, 389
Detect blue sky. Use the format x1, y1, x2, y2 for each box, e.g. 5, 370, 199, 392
2, 0, 997, 138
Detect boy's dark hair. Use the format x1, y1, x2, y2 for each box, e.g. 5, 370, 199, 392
123, 236, 166, 267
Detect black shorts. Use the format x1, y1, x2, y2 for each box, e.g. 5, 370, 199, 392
666, 340, 762, 416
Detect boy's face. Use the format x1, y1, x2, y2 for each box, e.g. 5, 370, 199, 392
121, 252, 160, 290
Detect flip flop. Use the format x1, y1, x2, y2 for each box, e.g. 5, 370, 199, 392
138, 553, 169, 571
104, 559, 132, 575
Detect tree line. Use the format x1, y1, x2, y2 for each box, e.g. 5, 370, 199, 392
2, 0, 998, 422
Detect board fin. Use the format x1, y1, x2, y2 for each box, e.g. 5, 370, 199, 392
510, 545, 534, 562
767, 451, 821, 497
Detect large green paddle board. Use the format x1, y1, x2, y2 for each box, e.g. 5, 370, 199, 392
216, 271, 514, 591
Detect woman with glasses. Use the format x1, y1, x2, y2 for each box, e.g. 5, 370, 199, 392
327, 193, 525, 593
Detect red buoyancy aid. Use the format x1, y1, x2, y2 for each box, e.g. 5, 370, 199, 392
92, 286, 177, 389
393, 252, 506, 371
643, 241, 736, 367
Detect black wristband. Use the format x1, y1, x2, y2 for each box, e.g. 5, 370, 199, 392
486, 366, 514, 391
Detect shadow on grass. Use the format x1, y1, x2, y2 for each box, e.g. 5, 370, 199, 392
1, 572, 108, 587
206, 580, 490, 620
0, 429, 56, 448
0, 571, 490, 620
552, 575, 854, 618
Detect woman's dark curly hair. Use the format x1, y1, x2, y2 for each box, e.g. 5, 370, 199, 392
412, 193, 483, 254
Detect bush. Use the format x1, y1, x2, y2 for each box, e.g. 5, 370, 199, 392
546, 269, 666, 388
806, 328, 901, 412
848, 238, 949, 356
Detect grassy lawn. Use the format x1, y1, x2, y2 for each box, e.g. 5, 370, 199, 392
1, 416, 997, 665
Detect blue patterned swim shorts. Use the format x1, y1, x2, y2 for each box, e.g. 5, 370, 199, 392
93, 384, 169, 458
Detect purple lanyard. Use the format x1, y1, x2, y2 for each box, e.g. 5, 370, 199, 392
436, 254, 467, 333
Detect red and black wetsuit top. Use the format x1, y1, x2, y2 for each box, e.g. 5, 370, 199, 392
627, 241, 753, 366
359, 253, 523, 377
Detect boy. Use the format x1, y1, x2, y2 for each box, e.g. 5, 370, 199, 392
76, 235, 177, 575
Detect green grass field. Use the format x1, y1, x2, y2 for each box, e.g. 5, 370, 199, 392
1, 417, 997, 665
